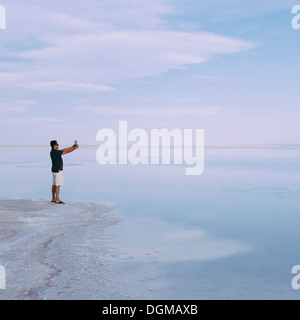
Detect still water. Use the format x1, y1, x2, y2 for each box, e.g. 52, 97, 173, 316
0, 147, 299, 299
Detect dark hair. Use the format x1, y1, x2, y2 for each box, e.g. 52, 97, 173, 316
50, 140, 58, 149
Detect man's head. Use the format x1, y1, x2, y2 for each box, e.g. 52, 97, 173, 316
50, 140, 59, 150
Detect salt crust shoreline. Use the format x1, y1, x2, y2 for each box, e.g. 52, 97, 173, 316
0, 199, 125, 300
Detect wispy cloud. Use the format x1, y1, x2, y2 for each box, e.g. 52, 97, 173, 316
0, 100, 38, 114
0, 0, 270, 145
23, 81, 115, 93
0, 0, 255, 94
0, 30, 253, 94
74, 105, 221, 117
17, 31, 253, 83
191, 74, 218, 83
173, 0, 297, 21
0, 116, 63, 124
117, 217, 253, 263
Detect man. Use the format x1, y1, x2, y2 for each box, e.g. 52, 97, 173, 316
50, 140, 79, 204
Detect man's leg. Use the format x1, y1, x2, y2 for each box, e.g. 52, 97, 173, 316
55, 186, 61, 202
52, 185, 56, 201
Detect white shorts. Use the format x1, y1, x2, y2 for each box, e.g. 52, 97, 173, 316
52, 171, 64, 186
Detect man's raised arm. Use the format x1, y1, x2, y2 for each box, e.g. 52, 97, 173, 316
62, 145, 79, 155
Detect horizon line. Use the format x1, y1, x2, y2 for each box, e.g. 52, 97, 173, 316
0, 145, 300, 149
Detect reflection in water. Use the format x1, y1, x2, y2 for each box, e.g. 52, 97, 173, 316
0, 147, 299, 299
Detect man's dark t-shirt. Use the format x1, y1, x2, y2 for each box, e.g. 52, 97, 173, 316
50, 149, 63, 173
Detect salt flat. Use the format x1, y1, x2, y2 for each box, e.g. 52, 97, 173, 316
0, 199, 126, 300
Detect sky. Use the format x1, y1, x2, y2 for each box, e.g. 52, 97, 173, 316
0, 0, 299, 146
